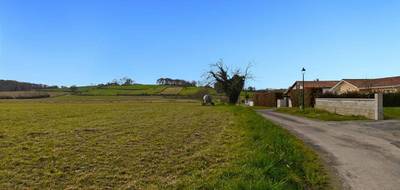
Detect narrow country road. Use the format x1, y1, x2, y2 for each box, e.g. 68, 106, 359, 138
257, 110, 400, 190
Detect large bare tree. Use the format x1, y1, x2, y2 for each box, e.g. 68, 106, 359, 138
206, 59, 252, 104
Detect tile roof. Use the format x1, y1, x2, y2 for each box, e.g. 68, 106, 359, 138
286, 80, 339, 94
343, 76, 400, 89
295, 81, 339, 88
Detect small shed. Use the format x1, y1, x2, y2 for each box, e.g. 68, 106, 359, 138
254, 92, 283, 107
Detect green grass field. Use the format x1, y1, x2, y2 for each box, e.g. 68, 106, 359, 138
43, 84, 221, 97
160, 87, 183, 95
384, 107, 400, 119
79, 84, 167, 96
276, 108, 367, 121
0, 96, 329, 189
178, 87, 216, 96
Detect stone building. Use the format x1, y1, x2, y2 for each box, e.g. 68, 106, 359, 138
330, 76, 400, 94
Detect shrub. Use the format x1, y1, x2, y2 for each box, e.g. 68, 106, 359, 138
288, 88, 321, 108
383, 93, 400, 107
317, 92, 374, 98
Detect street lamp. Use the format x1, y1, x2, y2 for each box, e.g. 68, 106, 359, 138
301, 67, 306, 110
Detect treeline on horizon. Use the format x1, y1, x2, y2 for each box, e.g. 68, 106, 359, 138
0, 77, 263, 92
156, 78, 197, 87
96, 77, 197, 87
0, 77, 199, 92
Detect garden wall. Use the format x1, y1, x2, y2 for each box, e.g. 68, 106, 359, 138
315, 94, 383, 120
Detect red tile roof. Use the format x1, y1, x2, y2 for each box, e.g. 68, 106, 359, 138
286, 80, 339, 94
343, 76, 400, 89
295, 81, 339, 88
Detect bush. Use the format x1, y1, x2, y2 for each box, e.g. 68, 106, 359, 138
288, 88, 321, 108
317, 92, 374, 98
383, 93, 400, 107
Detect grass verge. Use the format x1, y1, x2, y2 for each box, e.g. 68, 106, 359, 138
198, 106, 330, 189
276, 108, 367, 121
384, 107, 400, 119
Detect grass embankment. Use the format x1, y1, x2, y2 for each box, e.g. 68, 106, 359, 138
384, 107, 400, 119
276, 108, 367, 121
0, 96, 329, 189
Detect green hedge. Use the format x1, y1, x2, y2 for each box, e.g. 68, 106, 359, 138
317, 92, 374, 98
384, 93, 400, 107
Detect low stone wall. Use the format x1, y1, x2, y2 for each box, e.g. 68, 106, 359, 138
315, 94, 383, 120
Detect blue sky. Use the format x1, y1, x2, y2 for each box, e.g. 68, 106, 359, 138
0, 0, 399, 89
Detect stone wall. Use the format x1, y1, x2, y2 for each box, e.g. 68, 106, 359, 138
315, 94, 383, 120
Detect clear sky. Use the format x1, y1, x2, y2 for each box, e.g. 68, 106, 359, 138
0, 0, 399, 89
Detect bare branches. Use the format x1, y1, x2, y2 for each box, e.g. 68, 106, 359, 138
204, 59, 253, 104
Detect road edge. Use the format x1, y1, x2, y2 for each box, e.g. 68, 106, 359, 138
257, 110, 347, 190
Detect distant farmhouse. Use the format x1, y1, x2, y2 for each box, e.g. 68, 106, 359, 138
285, 76, 400, 95
253, 76, 400, 107
330, 76, 400, 94
285, 80, 339, 95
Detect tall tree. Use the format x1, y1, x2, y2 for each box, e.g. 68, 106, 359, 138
206, 60, 251, 104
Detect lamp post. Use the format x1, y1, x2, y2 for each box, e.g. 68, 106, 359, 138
301, 67, 306, 110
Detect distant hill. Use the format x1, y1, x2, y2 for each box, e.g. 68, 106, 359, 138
0, 80, 48, 91
72, 84, 218, 97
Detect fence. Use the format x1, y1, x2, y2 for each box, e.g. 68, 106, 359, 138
315, 93, 383, 120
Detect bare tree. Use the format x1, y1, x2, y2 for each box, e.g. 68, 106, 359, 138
206, 59, 252, 104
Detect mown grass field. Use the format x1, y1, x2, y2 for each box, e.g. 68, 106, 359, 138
0, 96, 329, 189
276, 108, 367, 121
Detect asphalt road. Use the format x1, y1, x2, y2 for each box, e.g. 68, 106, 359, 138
257, 110, 400, 190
